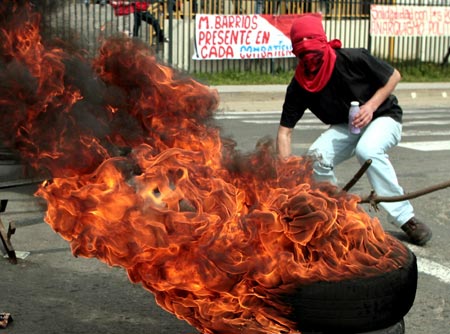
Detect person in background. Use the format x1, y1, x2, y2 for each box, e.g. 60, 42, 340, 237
85, 0, 107, 8
255, 0, 264, 14
110, 1, 168, 42
276, 13, 432, 246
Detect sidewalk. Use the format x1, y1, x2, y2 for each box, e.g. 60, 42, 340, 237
214, 82, 450, 112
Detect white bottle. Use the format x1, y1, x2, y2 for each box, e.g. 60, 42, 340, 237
348, 101, 361, 134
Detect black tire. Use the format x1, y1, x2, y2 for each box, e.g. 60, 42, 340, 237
280, 249, 417, 333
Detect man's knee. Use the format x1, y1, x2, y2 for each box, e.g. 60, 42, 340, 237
307, 149, 337, 184
354, 144, 381, 164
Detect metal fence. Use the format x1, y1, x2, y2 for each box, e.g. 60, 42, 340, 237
39, 0, 450, 75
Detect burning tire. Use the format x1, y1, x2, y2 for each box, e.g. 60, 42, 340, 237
283, 248, 417, 333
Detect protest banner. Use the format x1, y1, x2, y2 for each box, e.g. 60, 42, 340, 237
370, 5, 450, 37
193, 14, 300, 60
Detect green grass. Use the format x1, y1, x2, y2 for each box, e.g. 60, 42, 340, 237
192, 63, 449, 86
398, 63, 450, 82
193, 71, 294, 86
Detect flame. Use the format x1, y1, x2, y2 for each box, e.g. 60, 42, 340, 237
1, 2, 409, 334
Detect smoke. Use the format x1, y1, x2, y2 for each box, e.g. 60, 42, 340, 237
0, 0, 227, 180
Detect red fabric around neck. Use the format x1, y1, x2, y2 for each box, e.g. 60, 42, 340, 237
290, 14, 342, 92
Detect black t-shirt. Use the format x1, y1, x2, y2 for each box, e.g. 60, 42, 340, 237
280, 48, 403, 128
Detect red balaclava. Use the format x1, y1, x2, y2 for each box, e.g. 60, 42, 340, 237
290, 13, 342, 92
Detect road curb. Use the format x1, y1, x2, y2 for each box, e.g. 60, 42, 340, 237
213, 82, 450, 94
214, 83, 450, 112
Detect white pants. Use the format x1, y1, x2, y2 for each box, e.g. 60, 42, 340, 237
307, 117, 414, 227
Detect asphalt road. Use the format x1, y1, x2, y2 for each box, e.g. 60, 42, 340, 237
1, 86, 449, 334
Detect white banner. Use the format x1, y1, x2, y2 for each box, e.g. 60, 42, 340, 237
370, 5, 450, 36
193, 14, 299, 60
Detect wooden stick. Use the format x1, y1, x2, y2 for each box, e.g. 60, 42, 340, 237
341, 160, 450, 206
358, 180, 450, 208
342, 159, 372, 192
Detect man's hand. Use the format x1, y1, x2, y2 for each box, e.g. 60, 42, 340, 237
353, 103, 374, 128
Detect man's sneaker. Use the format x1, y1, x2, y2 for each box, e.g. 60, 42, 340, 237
156, 37, 170, 44
401, 217, 432, 246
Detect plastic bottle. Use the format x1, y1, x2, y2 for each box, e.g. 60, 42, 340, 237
348, 101, 361, 134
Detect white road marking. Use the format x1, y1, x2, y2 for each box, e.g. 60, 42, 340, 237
215, 109, 450, 116
405, 114, 450, 120
214, 111, 281, 118
403, 130, 450, 136
242, 120, 326, 127
403, 108, 449, 117
398, 140, 450, 151
417, 257, 450, 284
405, 120, 450, 126
241, 120, 281, 124
215, 111, 450, 151
407, 109, 450, 114
407, 245, 450, 284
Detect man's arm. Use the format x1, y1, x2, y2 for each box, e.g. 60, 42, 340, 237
276, 125, 294, 160
353, 68, 401, 129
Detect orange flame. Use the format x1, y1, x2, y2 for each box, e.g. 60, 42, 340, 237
1, 2, 409, 333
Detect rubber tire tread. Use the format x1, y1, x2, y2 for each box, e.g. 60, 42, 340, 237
282, 250, 417, 333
